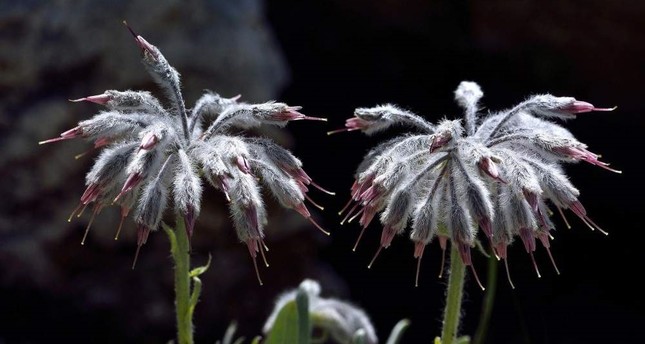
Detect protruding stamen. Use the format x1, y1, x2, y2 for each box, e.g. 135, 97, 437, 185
246, 240, 263, 285
262, 240, 270, 252
367, 246, 383, 269
259, 243, 270, 268
556, 206, 572, 229
307, 216, 330, 236
304, 194, 324, 211
123, 20, 137, 38
352, 226, 368, 252
581, 215, 609, 236
74, 149, 93, 160
301, 116, 328, 122
544, 246, 561, 275
415, 255, 423, 288
114, 214, 126, 240
326, 127, 359, 135
132, 244, 142, 270
340, 202, 360, 225
438, 245, 446, 278
338, 197, 354, 216
81, 207, 99, 245
414, 242, 426, 287
310, 181, 335, 195
251, 255, 263, 286
76, 203, 89, 218
347, 207, 365, 224
491, 242, 500, 261
504, 258, 516, 289
68, 202, 83, 222
39, 126, 83, 145
469, 264, 486, 291
529, 252, 541, 278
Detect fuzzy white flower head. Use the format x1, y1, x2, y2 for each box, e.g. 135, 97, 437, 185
332, 81, 618, 289
40, 23, 332, 280
263, 279, 378, 344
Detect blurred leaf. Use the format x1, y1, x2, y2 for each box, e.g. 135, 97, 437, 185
265, 300, 300, 344
434, 337, 442, 344
385, 319, 410, 344
250, 336, 263, 344
162, 222, 178, 254
295, 286, 311, 344
221, 321, 237, 344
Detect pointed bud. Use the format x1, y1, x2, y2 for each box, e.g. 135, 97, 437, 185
560, 100, 616, 114
380, 225, 397, 248
70, 93, 111, 105
430, 132, 452, 152
115, 172, 142, 201
123, 21, 158, 59
519, 227, 536, 253
80, 183, 101, 205
184, 206, 196, 239
139, 131, 158, 150
39, 126, 84, 145
478, 157, 503, 182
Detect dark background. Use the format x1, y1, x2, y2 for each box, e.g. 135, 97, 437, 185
1, 0, 643, 343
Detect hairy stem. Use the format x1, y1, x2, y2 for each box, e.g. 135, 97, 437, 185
441, 244, 466, 344
165, 217, 194, 344
473, 251, 498, 344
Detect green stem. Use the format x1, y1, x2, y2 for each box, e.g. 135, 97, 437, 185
473, 251, 498, 344
165, 217, 194, 344
440, 244, 466, 344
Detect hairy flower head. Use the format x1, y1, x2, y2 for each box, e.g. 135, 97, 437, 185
333, 81, 619, 288
41, 24, 330, 281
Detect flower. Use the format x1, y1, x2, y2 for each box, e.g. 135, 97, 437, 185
333, 81, 619, 289
263, 279, 378, 344
40, 23, 331, 282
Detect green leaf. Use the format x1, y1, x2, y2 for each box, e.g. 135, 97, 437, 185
434, 337, 442, 344
385, 319, 410, 344
295, 287, 311, 344
250, 336, 263, 344
161, 222, 178, 255
188, 276, 203, 320
189, 253, 212, 277
265, 300, 301, 344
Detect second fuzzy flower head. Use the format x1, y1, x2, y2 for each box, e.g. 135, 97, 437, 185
41, 24, 331, 281
333, 81, 618, 288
